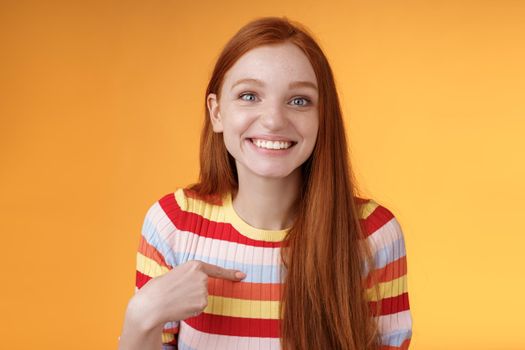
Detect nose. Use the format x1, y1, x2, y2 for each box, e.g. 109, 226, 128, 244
259, 102, 288, 130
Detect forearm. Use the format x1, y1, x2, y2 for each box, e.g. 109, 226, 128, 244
118, 296, 164, 350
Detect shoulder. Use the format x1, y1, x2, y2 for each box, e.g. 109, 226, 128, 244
143, 186, 225, 225
356, 197, 405, 241
141, 187, 188, 235
356, 197, 408, 270
139, 187, 226, 266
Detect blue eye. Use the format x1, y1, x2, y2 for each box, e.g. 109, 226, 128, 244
239, 93, 256, 101
239, 93, 311, 106
291, 97, 310, 106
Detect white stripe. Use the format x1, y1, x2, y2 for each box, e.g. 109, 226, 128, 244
148, 202, 180, 238
366, 216, 404, 256
147, 202, 282, 266
375, 309, 413, 334
173, 231, 281, 266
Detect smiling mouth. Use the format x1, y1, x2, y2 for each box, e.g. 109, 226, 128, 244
248, 138, 297, 150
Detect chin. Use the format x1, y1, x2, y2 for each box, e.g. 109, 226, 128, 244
251, 168, 296, 179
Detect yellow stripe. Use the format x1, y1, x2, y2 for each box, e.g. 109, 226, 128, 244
366, 275, 407, 301
177, 188, 382, 240
174, 188, 188, 211
176, 188, 225, 221
176, 188, 288, 242
136, 252, 170, 278
161, 332, 175, 344
175, 189, 227, 223
359, 199, 380, 220
204, 295, 280, 319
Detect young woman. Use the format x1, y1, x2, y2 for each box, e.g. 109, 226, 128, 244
119, 16, 412, 350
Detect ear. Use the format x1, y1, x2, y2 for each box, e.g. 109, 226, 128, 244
207, 93, 223, 133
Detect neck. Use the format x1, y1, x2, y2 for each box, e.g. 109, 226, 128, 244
232, 167, 302, 231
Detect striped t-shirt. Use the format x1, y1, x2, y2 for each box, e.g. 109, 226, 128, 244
135, 187, 412, 349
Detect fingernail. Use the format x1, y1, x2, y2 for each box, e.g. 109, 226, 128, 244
235, 271, 246, 279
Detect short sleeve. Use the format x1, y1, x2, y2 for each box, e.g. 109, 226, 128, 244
363, 202, 413, 350
135, 199, 180, 348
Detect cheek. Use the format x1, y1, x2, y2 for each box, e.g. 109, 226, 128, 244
220, 118, 251, 151
298, 118, 319, 139
221, 133, 239, 158
223, 111, 255, 135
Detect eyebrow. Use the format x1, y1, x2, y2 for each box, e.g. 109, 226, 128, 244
231, 78, 318, 91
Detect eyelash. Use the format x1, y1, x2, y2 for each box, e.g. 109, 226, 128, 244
239, 92, 311, 106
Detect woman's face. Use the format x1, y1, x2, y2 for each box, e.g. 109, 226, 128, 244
207, 43, 319, 178
207, 42, 319, 180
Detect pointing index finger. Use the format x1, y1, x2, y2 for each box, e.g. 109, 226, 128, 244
199, 261, 246, 281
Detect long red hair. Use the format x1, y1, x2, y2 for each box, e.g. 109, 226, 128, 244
188, 16, 382, 350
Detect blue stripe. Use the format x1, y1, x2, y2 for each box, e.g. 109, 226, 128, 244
374, 236, 406, 269
176, 339, 196, 350
174, 252, 283, 284
361, 235, 407, 276
381, 328, 412, 347
163, 321, 179, 330
142, 212, 177, 267
162, 344, 178, 350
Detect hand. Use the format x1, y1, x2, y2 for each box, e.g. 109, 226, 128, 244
133, 260, 246, 329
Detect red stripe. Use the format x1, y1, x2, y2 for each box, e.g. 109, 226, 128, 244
163, 326, 179, 334
208, 278, 282, 301
365, 256, 407, 288
184, 313, 280, 338
158, 193, 283, 248
136, 270, 152, 289
360, 204, 395, 238
137, 236, 171, 268
369, 292, 410, 316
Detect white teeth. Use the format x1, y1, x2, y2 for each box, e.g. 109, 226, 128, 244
252, 139, 293, 150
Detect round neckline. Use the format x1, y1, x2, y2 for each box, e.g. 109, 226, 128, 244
222, 190, 290, 242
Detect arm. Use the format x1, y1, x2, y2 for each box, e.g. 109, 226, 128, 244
118, 298, 165, 350
364, 204, 413, 349
117, 194, 245, 349
118, 200, 179, 350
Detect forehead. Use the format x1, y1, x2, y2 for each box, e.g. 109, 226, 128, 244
223, 42, 317, 87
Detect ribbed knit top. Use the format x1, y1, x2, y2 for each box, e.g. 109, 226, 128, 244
135, 187, 412, 349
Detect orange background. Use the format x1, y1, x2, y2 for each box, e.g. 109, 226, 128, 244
1, 1, 524, 349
